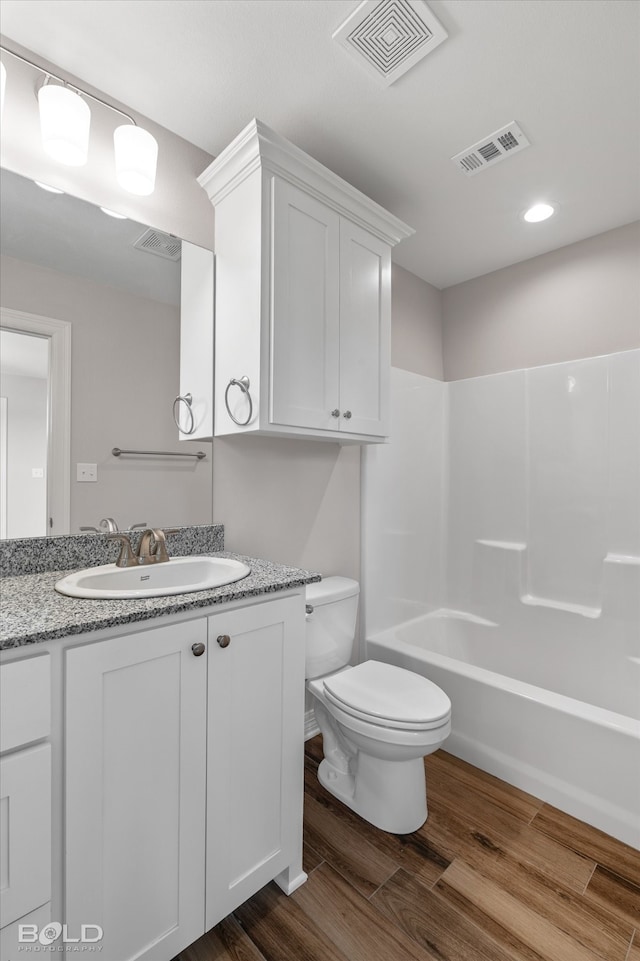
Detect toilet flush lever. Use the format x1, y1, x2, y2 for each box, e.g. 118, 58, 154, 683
305, 605, 314, 615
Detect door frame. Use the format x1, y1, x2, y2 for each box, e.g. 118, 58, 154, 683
0, 308, 71, 536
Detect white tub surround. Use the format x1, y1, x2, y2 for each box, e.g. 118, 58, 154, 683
363, 350, 640, 848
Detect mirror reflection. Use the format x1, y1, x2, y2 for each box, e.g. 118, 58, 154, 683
0, 168, 212, 538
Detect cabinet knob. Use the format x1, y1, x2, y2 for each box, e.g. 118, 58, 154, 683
331, 409, 340, 418
191, 642, 206, 657
217, 634, 231, 648
343, 410, 352, 419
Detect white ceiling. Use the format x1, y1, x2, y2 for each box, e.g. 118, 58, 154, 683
1, 0, 639, 289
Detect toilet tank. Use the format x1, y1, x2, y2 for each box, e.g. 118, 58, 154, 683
305, 577, 360, 679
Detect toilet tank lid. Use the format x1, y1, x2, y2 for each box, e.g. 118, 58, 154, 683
306, 576, 360, 605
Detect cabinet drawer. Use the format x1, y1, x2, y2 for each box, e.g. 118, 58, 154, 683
0, 656, 50, 753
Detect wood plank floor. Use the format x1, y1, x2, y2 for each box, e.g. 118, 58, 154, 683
181, 736, 640, 961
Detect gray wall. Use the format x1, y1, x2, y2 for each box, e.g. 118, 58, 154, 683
392, 264, 443, 380
442, 221, 640, 381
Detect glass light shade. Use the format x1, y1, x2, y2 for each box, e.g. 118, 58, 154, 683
113, 125, 158, 195
100, 206, 127, 219
35, 181, 65, 194
38, 84, 91, 166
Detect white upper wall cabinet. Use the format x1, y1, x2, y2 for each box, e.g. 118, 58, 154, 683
198, 120, 413, 443
178, 242, 215, 440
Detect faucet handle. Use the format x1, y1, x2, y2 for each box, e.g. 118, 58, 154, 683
107, 533, 138, 568
100, 517, 119, 533
128, 522, 148, 531
149, 528, 171, 563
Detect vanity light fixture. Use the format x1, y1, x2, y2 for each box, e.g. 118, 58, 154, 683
523, 202, 556, 223
0, 44, 158, 195
34, 180, 65, 194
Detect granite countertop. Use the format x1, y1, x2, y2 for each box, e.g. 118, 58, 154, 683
0, 552, 321, 649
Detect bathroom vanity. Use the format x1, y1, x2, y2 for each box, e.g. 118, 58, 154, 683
0, 531, 318, 961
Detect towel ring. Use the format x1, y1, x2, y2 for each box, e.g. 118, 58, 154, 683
224, 376, 253, 427
173, 393, 196, 435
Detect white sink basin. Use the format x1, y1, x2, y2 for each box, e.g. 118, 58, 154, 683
55, 556, 251, 599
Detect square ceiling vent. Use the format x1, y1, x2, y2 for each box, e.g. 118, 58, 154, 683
333, 0, 448, 87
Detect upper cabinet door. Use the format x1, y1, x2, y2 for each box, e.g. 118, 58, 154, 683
270, 178, 341, 431
179, 242, 215, 440
339, 220, 391, 437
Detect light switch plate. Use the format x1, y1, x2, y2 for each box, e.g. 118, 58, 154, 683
77, 463, 97, 483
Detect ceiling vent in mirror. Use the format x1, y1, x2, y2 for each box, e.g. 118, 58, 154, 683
452, 122, 531, 176
333, 0, 448, 87
132, 228, 182, 261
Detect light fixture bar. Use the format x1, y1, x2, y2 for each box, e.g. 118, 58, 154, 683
0, 43, 136, 126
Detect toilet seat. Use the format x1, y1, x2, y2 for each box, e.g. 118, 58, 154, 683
322, 661, 451, 732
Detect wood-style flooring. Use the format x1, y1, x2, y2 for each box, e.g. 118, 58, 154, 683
181, 735, 640, 961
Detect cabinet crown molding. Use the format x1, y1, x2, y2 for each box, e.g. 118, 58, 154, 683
198, 119, 414, 247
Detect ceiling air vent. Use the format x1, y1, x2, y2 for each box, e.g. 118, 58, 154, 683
452, 122, 531, 177
333, 0, 448, 87
132, 228, 182, 261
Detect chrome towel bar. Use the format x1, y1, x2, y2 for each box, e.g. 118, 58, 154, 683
112, 447, 207, 460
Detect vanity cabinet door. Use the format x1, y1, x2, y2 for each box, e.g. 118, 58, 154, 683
65, 620, 207, 961
205, 595, 306, 928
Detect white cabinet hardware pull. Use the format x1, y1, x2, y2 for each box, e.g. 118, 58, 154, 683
224, 376, 253, 426
217, 634, 231, 648
173, 393, 196, 434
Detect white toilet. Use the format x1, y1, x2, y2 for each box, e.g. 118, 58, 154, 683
305, 576, 451, 834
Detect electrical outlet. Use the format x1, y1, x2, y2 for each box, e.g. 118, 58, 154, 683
77, 463, 98, 483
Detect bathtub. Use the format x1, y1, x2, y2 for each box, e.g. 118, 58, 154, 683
365, 610, 640, 849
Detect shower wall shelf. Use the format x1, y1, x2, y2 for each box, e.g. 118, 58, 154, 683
112, 447, 207, 460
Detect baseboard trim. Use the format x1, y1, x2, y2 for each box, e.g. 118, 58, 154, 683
305, 709, 320, 741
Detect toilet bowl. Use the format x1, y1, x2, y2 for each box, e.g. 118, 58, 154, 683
305, 578, 451, 834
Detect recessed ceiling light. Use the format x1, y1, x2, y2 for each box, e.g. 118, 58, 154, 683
100, 206, 127, 219
523, 202, 556, 223
34, 180, 64, 194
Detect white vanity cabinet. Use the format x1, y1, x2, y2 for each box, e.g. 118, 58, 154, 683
198, 119, 413, 444
62, 590, 306, 961
64, 618, 208, 961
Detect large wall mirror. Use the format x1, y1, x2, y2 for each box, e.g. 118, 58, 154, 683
0, 168, 213, 539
